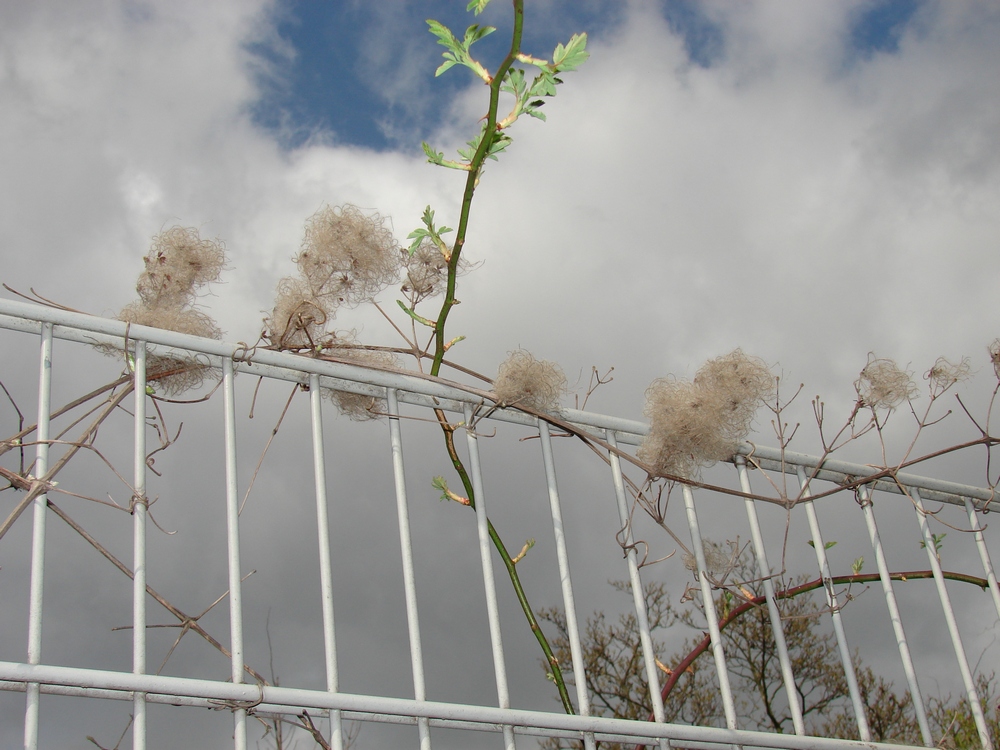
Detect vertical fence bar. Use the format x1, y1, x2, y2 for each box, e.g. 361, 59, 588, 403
734, 458, 804, 736
386, 388, 432, 750
681, 485, 739, 731
606, 431, 670, 750
462, 403, 516, 750
222, 357, 247, 749
965, 497, 1000, 622
537, 420, 595, 750
913, 488, 990, 749
856, 485, 932, 746
310, 374, 343, 750
23, 322, 53, 750
796, 467, 870, 742
132, 342, 148, 750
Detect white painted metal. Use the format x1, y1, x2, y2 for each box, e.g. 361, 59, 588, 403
537, 419, 596, 750
857, 486, 932, 745
132, 341, 148, 750
913, 488, 990, 750
463, 403, 516, 750
798, 467, 871, 742
387, 388, 433, 750
222, 357, 248, 749
682, 484, 740, 732
735, 457, 805, 736
309, 373, 344, 750
607, 430, 671, 750
23, 322, 52, 750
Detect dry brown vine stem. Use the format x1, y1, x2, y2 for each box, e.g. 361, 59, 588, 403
0, 383, 134, 541
46, 499, 268, 685
86, 714, 133, 750
239, 382, 299, 515
0, 374, 132, 462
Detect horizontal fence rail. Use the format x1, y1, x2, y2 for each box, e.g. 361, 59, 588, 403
0, 297, 998, 750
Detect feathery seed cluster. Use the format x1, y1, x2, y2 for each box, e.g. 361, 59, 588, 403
265, 205, 402, 349
638, 350, 774, 479
493, 350, 567, 412
990, 339, 1000, 380
321, 345, 399, 421
927, 356, 971, 391
855, 356, 916, 409
402, 240, 451, 304
683, 540, 732, 578
115, 227, 226, 394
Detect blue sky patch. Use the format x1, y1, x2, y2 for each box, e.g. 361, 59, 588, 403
849, 0, 923, 57
249, 0, 621, 152
249, 1, 923, 152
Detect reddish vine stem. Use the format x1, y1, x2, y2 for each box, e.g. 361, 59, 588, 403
634, 568, 989, 749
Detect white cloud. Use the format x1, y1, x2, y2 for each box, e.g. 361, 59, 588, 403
1, 0, 995, 438
2, 4, 999, 741
1, 0, 996, 469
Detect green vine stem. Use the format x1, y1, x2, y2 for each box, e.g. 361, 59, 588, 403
436, 408, 575, 714
419, 0, 576, 715
429, 0, 524, 379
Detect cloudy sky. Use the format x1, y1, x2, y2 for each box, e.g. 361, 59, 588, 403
2, 0, 1000, 747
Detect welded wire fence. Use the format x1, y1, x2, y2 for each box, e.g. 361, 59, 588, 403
0, 297, 998, 750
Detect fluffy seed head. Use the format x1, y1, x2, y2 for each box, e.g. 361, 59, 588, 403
493, 350, 566, 412
990, 340, 1000, 380
638, 379, 733, 478
638, 350, 773, 479
109, 227, 225, 395
264, 277, 334, 349
402, 240, 450, 302
683, 540, 732, 577
116, 302, 220, 394
322, 347, 398, 421
297, 205, 402, 306
694, 350, 775, 433
119, 300, 221, 341
136, 227, 226, 306
856, 356, 916, 409
927, 356, 971, 391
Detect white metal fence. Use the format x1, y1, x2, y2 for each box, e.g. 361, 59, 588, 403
0, 297, 997, 749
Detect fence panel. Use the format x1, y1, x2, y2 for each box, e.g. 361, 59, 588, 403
0, 298, 996, 750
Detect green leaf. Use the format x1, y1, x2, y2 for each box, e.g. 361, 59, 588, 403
529, 72, 558, 98
426, 19, 491, 82
552, 33, 589, 72
406, 229, 430, 255
407, 208, 453, 255
852, 557, 864, 575
486, 132, 511, 160
422, 141, 444, 164
432, 475, 449, 501
466, 0, 491, 15
807, 540, 837, 550
427, 20, 461, 55
463, 23, 496, 49
501, 68, 527, 98
435, 59, 458, 77
524, 100, 546, 121
397, 299, 437, 327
